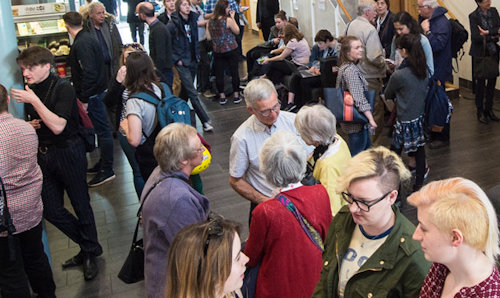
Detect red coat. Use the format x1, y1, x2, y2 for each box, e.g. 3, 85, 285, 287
244, 185, 333, 298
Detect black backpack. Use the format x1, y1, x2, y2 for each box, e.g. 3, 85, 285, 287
449, 18, 469, 70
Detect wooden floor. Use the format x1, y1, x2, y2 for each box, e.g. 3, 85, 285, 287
43, 28, 500, 297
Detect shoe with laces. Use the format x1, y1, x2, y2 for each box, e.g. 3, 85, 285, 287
88, 170, 115, 187
219, 97, 228, 105
86, 162, 100, 174
284, 102, 297, 112
233, 97, 242, 104
203, 122, 214, 132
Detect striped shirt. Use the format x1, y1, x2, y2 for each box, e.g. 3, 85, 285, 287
0, 113, 43, 235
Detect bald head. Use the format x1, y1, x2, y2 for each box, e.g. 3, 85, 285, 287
137, 2, 155, 19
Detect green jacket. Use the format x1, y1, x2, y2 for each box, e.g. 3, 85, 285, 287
312, 205, 430, 298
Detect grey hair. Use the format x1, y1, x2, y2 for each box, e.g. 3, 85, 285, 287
153, 123, 198, 173
295, 105, 337, 145
88, 1, 105, 14
243, 78, 277, 108
422, 0, 439, 8
357, 0, 376, 16
259, 130, 307, 188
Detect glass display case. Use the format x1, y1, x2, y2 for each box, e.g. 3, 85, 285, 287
13, 2, 71, 77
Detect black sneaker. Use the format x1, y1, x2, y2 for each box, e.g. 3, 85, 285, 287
87, 163, 100, 174
219, 97, 228, 105
88, 171, 116, 187
284, 102, 297, 112
233, 97, 242, 104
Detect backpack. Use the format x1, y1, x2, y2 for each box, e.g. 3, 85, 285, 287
449, 18, 469, 70
129, 82, 191, 129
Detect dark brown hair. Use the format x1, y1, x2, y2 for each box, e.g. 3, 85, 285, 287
123, 52, 160, 95
62, 11, 83, 28
0, 84, 8, 113
375, 0, 390, 10
395, 34, 427, 79
274, 10, 287, 21
314, 29, 334, 43
212, 0, 229, 22
393, 11, 423, 35
283, 23, 304, 44
16, 46, 54, 67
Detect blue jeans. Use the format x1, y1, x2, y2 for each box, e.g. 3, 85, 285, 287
175, 64, 210, 124
348, 125, 371, 156
118, 133, 145, 199
87, 91, 114, 173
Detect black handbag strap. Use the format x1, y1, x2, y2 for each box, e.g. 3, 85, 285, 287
0, 177, 18, 261
130, 173, 189, 245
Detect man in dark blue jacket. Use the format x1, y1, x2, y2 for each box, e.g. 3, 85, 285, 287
418, 0, 452, 149
167, 0, 213, 132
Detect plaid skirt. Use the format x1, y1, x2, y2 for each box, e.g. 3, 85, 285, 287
392, 115, 426, 153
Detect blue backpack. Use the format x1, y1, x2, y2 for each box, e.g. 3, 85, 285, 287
130, 82, 191, 129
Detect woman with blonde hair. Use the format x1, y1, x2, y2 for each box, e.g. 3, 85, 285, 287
166, 218, 249, 298
408, 177, 500, 297
313, 146, 429, 297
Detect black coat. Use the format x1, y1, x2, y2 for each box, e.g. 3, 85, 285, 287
68, 30, 106, 103
149, 20, 173, 80
256, 0, 279, 22
126, 0, 145, 23
377, 10, 395, 58
469, 6, 500, 57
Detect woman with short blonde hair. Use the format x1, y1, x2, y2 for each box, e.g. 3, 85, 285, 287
409, 177, 500, 297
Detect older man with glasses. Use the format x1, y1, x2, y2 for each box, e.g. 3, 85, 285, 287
229, 78, 312, 225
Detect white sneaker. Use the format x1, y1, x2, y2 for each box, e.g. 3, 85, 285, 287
203, 122, 214, 132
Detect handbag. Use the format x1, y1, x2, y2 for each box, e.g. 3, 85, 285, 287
323, 82, 376, 124
474, 36, 499, 79
118, 174, 188, 284
76, 99, 97, 152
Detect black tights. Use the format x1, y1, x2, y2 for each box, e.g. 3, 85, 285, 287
391, 145, 426, 190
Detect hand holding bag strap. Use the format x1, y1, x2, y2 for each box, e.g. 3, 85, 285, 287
275, 193, 324, 251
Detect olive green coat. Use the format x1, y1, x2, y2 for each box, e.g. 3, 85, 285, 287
312, 205, 430, 298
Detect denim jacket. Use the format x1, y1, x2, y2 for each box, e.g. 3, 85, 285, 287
312, 205, 430, 298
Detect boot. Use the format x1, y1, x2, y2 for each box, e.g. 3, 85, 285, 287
485, 109, 500, 122
478, 112, 489, 124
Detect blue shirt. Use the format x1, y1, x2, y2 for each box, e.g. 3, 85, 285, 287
204, 0, 240, 14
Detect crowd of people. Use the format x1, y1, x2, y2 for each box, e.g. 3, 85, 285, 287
2, 0, 500, 297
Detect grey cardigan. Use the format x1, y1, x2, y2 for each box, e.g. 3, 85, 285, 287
384, 65, 428, 121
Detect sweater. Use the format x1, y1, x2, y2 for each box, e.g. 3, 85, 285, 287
244, 185, 332, 298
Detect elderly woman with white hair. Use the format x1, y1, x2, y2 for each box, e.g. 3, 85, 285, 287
243, 130, 332, 298
141, 123, 210, 298
409, 177, 500, 297
295, 104, 351, 216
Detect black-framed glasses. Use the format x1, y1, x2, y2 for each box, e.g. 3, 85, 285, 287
341, 190, 393, 212
203, 217, 224, 255
256, 100, 281, 117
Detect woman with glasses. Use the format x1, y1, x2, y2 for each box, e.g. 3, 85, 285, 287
312, 146, 429, 298
141, 123, 210, 298
408, 177, 500, 297
103, 43, 146, 199
244, 130, 332, 298
166, 218, 249, 298
336, 36, 377, 156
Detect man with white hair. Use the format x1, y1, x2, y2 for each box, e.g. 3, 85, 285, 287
345, 0, 386, 146
229, 78, 311, 224
418, 0, 452, 149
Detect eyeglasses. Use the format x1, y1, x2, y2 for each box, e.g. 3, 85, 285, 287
256, 101, 281, 117
203, 217, 224, 256
416, 4, 428, 9
341, 190, 393, 212
123, 43, 144, 51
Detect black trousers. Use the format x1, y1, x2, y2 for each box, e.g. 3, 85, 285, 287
289, 71, 322, 107
264, 60, 298, 84
0, 222, 55, 298
246, 45, 272, 78
197, 39, 212, 92
128, 22, 145, 44
213, 49, 240, 94
260, 17, 275, 42
38, 139, 102, 256
391, 145, 426, 190
475, 77, 496, 114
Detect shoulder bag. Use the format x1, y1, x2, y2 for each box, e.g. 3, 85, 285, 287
324, 82, 376, 124
118, 173, 189, 284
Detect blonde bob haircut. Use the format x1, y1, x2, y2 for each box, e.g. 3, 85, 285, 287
337, 146, 411, 194
295, 104, 337, 146
408, 177, 500, 263
166, 218, 241, 298
153, 123, 198, 173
